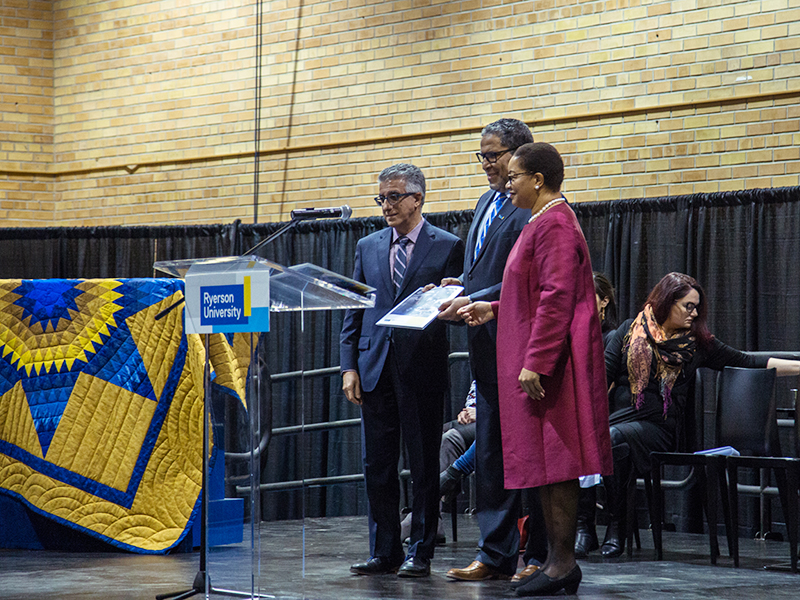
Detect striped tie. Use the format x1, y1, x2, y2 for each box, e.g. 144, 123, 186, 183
473, 192, 506, 262
393, 236, 410, 291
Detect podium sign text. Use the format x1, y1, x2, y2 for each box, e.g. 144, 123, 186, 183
184, 260, 270, 333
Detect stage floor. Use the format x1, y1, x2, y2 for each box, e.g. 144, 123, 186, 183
1, 514, 798, 599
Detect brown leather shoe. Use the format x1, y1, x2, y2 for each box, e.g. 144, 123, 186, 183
446, 560, 511, 581
511, 564, 540, 582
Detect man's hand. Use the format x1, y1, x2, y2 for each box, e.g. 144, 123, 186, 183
519, 368, 544, 401
440, 277, 462, 287
438, 295, 471, 321
342, 371, 363, 405
457, 407, 476, 425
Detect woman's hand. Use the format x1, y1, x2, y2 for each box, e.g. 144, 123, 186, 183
457, 301, 495, 326
519, 368, 544, 400
766, 357, 800, 377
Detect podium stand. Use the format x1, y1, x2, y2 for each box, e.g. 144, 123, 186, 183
153, 255, 374, 600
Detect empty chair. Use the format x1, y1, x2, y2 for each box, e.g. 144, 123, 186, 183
650, 368, 733, 564
720, 367, 800, 571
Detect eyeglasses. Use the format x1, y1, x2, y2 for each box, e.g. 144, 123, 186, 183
507, 171, 533, 184
682, 302, 699, 314
475, 148, 515, 164
374, 192, 415, 206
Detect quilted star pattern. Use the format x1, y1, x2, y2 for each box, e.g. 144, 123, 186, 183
0, 278, 252, 553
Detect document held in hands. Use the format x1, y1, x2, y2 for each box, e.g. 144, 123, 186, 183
377, 285, 465, 330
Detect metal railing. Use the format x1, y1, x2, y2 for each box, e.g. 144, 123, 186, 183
233, 352, 470, 496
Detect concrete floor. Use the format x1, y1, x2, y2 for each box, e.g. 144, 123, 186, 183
1, 515, 798, 599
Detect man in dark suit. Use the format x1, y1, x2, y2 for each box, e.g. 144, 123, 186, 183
340, 163, 465, 578
437, 119, 544, 581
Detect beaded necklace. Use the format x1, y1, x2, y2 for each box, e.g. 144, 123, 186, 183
528, 198, 565, 224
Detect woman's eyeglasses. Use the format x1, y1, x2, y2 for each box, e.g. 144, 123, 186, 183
506, 171, 533, 184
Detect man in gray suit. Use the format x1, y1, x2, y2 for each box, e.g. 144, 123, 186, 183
340, 163, 464, 577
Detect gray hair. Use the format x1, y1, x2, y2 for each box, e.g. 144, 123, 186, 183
378, 163, 426, 203
481, 118, 533, 150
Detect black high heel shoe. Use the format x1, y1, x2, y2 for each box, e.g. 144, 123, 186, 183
515, 564, 582, 596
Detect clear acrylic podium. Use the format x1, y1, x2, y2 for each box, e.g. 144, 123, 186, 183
153, 255, 375, 600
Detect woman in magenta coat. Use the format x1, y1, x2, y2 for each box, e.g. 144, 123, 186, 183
458, 142, 613, 597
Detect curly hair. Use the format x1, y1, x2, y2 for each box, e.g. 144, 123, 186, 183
481, 118, 533, 150
512, 142, 565, 192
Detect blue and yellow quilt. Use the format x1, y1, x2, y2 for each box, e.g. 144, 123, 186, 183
0, 279, 251, 553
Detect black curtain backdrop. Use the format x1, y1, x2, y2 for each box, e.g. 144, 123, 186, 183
1, 187, 798, 528
0, 224, 238, 279
573, 187, 800, 351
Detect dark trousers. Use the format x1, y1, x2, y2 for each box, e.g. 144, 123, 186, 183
360, 346, 444, 562
440, 420, 476, 472
474, 378, 522, 574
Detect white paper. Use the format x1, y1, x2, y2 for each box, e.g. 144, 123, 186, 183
376, 285, 465, 330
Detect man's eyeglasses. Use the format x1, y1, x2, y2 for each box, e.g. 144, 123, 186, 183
374, 192, 415, 206
475, 148, 515, 164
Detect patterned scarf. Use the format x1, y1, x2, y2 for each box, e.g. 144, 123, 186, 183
624, 305, 697, 418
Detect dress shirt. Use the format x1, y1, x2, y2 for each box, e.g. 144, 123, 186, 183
390, 218, 425, 275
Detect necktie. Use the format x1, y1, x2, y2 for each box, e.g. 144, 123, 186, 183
473, 192, 506, 262
393, 236, 410, 291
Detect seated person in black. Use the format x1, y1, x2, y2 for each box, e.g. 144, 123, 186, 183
600, 272, 800, 558
574, 272, 618, 558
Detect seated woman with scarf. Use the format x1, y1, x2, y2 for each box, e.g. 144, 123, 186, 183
600, 272, 800, 558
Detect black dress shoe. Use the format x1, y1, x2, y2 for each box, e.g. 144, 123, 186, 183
600, 521, 624, 558
397, 557, 431, 578
515, 564, 581, 596
350, 557, 402, 575
601, 537, 624, 557
574, 527, 599, 558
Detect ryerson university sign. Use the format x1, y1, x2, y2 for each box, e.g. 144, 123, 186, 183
184, 261, 271, 334
202, 287, 245, 322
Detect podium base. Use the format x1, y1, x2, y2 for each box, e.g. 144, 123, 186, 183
156, 570, 206, 600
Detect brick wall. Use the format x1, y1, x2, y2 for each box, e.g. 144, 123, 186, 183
0, 0, 54, 224
1, 0, 799, 226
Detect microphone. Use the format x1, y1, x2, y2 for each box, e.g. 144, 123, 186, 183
290, 205, 352, 221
